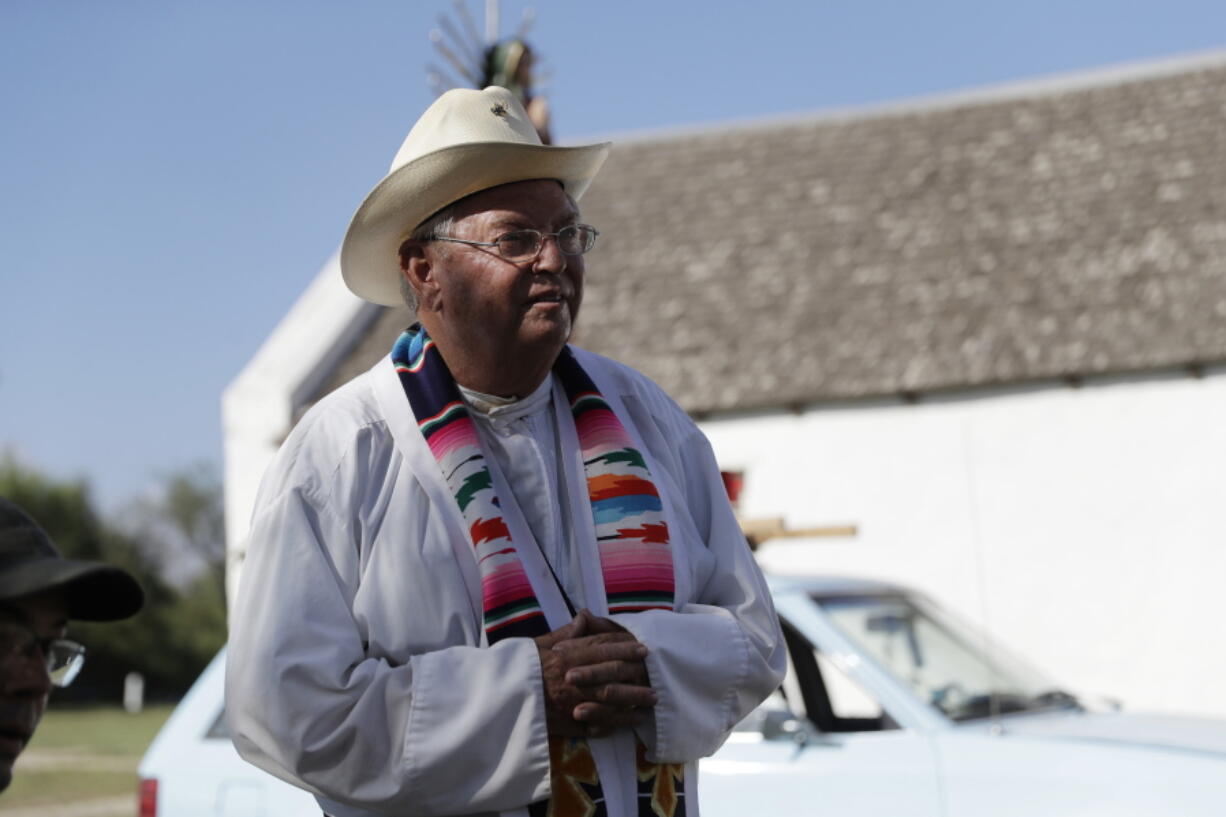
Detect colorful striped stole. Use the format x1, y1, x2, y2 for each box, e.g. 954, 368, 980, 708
391, 326, 685, 817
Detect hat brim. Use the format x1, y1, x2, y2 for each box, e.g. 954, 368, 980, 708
0, 558, 144, 622
341, 139, 610, 306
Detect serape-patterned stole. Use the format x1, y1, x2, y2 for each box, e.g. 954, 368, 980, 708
551, 349, 676, 619
391, 326, 686, 817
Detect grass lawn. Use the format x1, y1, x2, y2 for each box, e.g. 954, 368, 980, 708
1, 704, 174, 809
3, 769, 139, 807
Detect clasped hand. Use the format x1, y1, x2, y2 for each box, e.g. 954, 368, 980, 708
535, 609, 656, 738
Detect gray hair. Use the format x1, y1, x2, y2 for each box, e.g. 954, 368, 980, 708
398, 205, 457, 312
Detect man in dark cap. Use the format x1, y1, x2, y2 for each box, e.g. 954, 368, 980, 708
0, 497, 144, 792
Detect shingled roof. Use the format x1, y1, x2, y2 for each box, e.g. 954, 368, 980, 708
311, 53, 1226, 415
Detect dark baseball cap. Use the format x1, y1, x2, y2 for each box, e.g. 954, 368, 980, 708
0, 497, 144, 621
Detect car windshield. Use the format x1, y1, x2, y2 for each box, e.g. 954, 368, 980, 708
815, 593, 1081, 722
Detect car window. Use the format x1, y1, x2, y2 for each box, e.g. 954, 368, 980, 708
815, 594, 1068, 722
780, 618, 896, 733
733, 618, 890, 735
815, 652, 882, 721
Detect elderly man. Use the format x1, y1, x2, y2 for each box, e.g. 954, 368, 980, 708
0, 497, 144, 792
226, 86, 784, 817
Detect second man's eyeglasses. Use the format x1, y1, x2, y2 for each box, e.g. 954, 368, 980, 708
0, 620, 86, 688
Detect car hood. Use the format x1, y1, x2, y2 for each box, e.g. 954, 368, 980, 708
997, 710, 1226, 758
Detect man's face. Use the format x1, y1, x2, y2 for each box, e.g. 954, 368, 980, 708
416, 179, 584, 366
0, 590, 67, 791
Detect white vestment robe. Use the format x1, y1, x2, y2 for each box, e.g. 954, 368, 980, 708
225, 347, 785, 817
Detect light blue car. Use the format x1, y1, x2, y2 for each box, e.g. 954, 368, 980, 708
139, 576, 1226, 816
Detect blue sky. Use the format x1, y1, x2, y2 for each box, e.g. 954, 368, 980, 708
3, 0, 1225, 510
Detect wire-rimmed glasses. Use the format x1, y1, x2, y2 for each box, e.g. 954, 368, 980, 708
430, 224, 600, 263
0, 620, 86, 688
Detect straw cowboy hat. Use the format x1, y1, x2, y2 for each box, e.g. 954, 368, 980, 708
341, 86, 611, 306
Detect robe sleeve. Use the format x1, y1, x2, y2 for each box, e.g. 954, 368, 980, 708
225, 421, 551, 815
609, 410, 787, 764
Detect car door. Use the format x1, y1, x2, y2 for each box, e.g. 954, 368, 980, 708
138, 649, 320, 817
700, 612, 944, 817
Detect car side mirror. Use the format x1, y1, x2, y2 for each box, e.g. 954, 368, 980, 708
760, 708, 818, 747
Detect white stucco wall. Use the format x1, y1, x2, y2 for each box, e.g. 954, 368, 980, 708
222, 252, 378, 606
698, 367, 1226, 718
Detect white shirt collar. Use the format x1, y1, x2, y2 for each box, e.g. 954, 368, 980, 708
457, 374, 554, 422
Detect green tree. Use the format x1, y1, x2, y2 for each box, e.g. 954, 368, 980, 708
124, 461, 226, 587
0, 457, 226, 703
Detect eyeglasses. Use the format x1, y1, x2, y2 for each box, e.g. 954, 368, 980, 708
0, 620, 86, 688
430, 224, 600, 263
